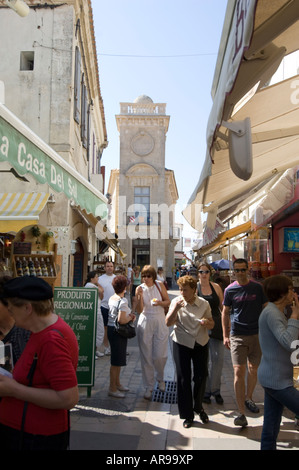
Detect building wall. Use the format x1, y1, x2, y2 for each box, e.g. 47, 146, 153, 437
0, 0, 107, 286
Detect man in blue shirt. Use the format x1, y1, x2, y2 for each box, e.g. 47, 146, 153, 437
222, 258, 267, 427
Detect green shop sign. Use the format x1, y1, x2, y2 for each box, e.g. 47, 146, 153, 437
54, 287, 98, 394
0, 114, 107, 219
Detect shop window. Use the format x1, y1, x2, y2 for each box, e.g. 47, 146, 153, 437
20, 51, 34, 71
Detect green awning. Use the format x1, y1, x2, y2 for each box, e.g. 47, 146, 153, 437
0, 104, 107, 219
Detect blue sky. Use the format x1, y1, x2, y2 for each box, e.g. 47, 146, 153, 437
91, 0, 228, 233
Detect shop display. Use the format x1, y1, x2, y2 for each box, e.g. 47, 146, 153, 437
12, 254, 56, 288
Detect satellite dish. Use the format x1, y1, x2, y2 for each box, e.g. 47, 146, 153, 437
223, 118, 253, 180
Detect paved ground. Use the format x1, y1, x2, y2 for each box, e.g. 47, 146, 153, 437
70, 287, 299, 453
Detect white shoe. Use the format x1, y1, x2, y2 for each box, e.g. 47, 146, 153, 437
108, 390, 125, 398
104, 347, 111, 356
118, 385, 130, 392
158, 381, 166, 392
96, 351, 104, 358
144, 388, 152, 400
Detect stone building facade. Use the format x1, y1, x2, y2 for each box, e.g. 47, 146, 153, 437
107, 95, 179, 280
0, 0, 108, 286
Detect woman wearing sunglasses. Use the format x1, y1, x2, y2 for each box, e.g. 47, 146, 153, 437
197, 262, 225, 406
135, 265, 170, 400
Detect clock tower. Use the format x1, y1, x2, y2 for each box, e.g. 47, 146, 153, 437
109, 95, 178, 275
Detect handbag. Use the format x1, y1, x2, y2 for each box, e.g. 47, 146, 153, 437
155, 281, 169, 315
114, 300, 136, 339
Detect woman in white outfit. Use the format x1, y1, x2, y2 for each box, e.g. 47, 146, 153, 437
84, 271, 104, 358
135, 265, 170, 399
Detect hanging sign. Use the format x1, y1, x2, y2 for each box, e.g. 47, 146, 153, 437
54, 287, 97, 393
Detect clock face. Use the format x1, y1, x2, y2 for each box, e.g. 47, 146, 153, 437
131, 132, 154, 156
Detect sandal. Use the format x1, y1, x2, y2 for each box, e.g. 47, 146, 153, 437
183, 419, 193, 428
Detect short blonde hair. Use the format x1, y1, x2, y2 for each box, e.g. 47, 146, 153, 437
177, 275, 197, 290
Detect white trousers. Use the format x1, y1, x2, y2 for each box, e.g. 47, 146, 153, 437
96, 309, 105, 348
137, 312, 169, 389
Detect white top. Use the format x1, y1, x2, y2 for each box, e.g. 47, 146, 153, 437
84, 282, 101, 312
107, 296, 131, 327
98, 274, 116, 308
170, 295, 212, 348
141, 282, 164, 316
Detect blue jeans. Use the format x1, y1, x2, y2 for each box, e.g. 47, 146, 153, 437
261, 386, 299, 450
204, 338, 224, 397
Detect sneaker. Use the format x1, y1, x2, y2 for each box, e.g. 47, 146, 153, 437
158, 381, 166, 392
108, 390, 125, 398
104, 347, 111, 356
144, 388, 152, 400
234, 413, 248, 427
245, 399, 259, 413
118, 385, 130, 392
95, 351, 104, 358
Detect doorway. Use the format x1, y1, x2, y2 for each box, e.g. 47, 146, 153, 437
132, 239, 150, 269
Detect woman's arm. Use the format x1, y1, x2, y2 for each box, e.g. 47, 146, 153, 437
118, 308, 136, 324
212, 281, 224, 306
165, 298, 184, 326
0, 376, 78, 410
156, 281, 171, 308
97, 283, 104, 300
135, 285, 144, 314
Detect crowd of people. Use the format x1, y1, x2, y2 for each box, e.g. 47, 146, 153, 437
0, 258, 298, 450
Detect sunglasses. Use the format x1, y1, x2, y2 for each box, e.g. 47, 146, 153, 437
142, 275, 152, 278
234, 268, 247, 273
199, 270, 210, 274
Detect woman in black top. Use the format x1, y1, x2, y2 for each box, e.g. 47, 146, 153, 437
197, 263, 224, 404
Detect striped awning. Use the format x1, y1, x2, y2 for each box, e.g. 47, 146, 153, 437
0, 192, 49, 232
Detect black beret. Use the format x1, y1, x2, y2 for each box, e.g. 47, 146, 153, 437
2, 276, 53, 301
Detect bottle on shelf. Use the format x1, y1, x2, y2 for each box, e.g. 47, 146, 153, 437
28, 257, 36, 276
40, 257, 48, 277
46, 257, 54, 277
22, 257, 30, 276
16, 257, 23, 276
34, 257, 43, 277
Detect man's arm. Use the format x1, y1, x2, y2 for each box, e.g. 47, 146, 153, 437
222, 305, 231, 349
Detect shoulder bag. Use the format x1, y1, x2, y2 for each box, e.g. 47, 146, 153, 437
114, 299, 136, 339
155, 281, 169, 315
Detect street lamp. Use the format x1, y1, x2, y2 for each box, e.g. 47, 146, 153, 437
5, 0, 29, 17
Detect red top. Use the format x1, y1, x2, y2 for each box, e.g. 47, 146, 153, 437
0, 316, 78, 436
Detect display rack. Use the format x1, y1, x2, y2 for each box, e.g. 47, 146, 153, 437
12, 253, 57, 289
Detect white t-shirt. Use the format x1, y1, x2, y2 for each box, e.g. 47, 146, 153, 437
84, 282, 101, 313
98, 273, 116, 308
107, 296, 131, 327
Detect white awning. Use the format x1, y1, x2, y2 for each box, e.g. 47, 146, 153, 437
184, 0, 299, 230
